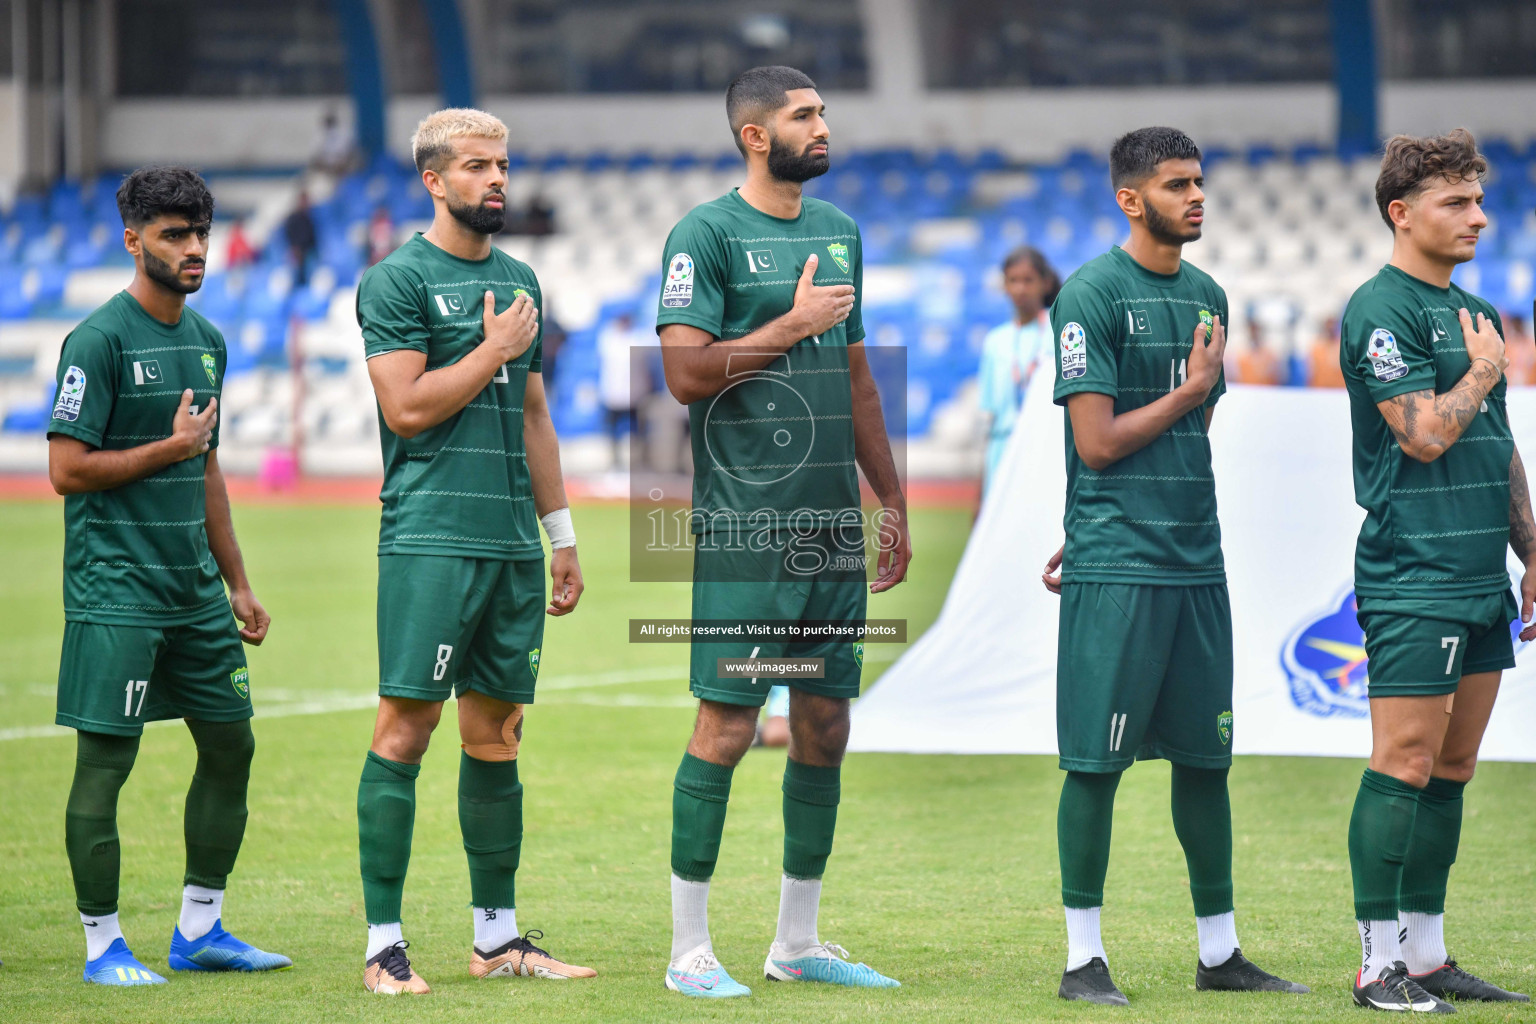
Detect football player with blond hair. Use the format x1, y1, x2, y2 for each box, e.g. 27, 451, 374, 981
353, 107, 592, 993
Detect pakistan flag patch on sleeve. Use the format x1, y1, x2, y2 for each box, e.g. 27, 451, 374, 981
231, 667, 250, 700
826, 243, 850, 273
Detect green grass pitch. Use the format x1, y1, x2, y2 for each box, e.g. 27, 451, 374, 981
0, 497, 1532, 1023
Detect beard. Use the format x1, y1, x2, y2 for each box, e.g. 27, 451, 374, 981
447, 192, 506, 235
766, 133, 830, 184
1144, 199, 1200, 245
143, 249, 203, 294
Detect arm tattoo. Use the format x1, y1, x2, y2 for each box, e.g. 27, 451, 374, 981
1431, 360, 1498, 432
1385, 362, 1499, 450
1511, 447, 1536, 564
1384, 390, 1427, 447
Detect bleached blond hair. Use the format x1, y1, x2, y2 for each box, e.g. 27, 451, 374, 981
411, 108, 508, 174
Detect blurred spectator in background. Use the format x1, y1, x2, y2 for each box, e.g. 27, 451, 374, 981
598, 311, 650, 469
1238, 319, 1285, 385
1503, 313, 1535, 385
1307, 316, 1345, 388
365, 206, 396, 267
756, 686, 790, 747
539, 304, 567, 408
224, 218, 256, 271
282, 192, 318, 287
310, 108, 357, 178
504, 194, 556, 237
522, 194, 556, 236
977, 246, 1059, 499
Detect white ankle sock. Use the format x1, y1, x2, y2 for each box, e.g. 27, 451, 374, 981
1359, 918, 1401, 981
81, 911, 124, 962
772, 875, 822, 955
1196, 911, 1240, 968
473, 907, 519, 952
670, 874, 711, 963
1400, 911, 1447, 975
1065, 906, 1107, 972
178, 884, 223, 941
367, 922, 404, 960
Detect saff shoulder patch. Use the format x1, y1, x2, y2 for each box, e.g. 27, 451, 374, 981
53, 365, 87, 422
663, 253, 694, 308
1060, 322, 1087, 380
1367, 328, 1408, 382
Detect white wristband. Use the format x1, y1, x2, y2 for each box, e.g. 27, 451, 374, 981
540, 507, 576, 550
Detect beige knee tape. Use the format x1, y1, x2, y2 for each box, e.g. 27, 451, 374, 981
462, 704, 523, 761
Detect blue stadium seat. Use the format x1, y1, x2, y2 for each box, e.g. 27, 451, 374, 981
2, 400, 49, 433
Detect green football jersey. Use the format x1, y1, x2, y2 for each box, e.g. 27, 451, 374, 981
1051, 246, 1229, 586
656, 189, 865, 533
1341, 264, 1512, 598
46, 291, 228, 625
356, 233, 544, 560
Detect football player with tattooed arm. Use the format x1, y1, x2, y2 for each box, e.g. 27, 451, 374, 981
1338, 128, 1531, 1012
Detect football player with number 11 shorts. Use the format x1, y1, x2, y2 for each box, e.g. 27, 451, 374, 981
1043, 127, 1305, 1006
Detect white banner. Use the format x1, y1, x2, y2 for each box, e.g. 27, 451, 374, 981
852, 383, 1536, 761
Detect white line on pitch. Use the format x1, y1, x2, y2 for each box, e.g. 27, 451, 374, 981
0, 648, 902, 742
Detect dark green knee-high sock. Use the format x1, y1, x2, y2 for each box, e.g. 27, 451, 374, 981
1348, 768, 1423, 921
182, 719, 254, 890
358, 751, 420, 924
1399, 775, 1465, 915
1058, 770, 1122, 907
459, 752, 522, 909
671, 753, 733, 881
65, 732, 141, 916
782, 759, 840, 879
1170, 764, 1235, 917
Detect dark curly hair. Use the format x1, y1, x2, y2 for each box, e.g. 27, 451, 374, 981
1375, 128, 1486, 229
115, 166, 214, 228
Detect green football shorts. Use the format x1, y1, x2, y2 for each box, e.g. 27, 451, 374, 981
56, 603, 252, 736
1056, 582, 1235, 773
1358, 590, 1518, 697
377, 554, 545, 704
689, 529, 867, 707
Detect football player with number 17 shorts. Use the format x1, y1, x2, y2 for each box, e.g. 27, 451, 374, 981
48, 166, 289, 986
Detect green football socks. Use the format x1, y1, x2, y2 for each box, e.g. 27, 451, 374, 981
357, 751, 419, 924
65, 731, 141, 916
670, 752, 734, 881
458, 751, 522, 910
1057, 769, 1122, 908
1399, 775, 1464, 915
1170, 764, 1235, 917
782, 758, 840, 880
1348, 767, 1423, 921
182, 719, 254, 890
